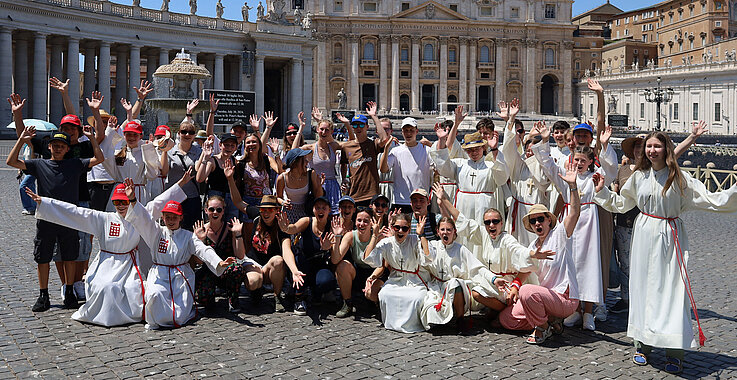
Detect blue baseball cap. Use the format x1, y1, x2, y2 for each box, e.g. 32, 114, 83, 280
338, 195, 356, 206
351, 114, 369, 125
572, 123, 594, 135
283, 148, 311, 168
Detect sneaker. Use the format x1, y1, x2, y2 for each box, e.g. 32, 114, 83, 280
229, 296, 241, 313
63, 286, 78, 309
594, 304, 607, 322
32, 294, 50, 312
294, 300, 307, 316
563, 311, 582, 327
610, 299, 629, 314
274, 294, 286, 313
21, 209, 35, 216
73, 281, 86, 301
336, 300, 354, 318
583, 312, 596, 331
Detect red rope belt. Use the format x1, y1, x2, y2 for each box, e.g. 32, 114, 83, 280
558, 202, 595, 222
388, 265, 429, 290
453, 189, 495, 207
640, 212, 706, 347
101, 246, 145, 320
379, 181, 393, 184
511, 196, 535, 233
152, 262, 196, 328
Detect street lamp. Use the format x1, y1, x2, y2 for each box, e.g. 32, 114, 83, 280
643, 76, 674, 131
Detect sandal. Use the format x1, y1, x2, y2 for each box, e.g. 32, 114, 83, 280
664, 357, 683, 374
526, 325, 552, 345
550, 318, 564, 335
632, 350, 648, 366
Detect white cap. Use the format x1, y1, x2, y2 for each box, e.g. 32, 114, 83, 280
401, 117, 418, 128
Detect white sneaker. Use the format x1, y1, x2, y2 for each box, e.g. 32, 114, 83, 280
563, 311, 582, 327
60, 284, 66, 302
73, 281, 86, 301
583, 312, 596, 331
594, 304, 607, 322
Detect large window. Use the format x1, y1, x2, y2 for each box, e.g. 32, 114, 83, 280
400, 46, 409, 63
545, 4, 556, 19
480, 45, 490, 63
363, 42, 375, 60
449, 47, 457, 63
510, 47, 519, 65
333, 43, 343, 63
715, 103, 722, 122
673, 103, 679, 120
693, 102, 699, 120
423, 43, 435, 62
640, 103, 645, 119
544, 48, 555, 67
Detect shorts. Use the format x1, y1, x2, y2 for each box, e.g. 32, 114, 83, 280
52, 202, 91, 263
34, 220, 80, 264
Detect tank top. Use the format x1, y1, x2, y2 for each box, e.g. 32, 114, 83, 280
285, 171, 310, 205
207, 156, 234, 193
310, 143, 337, 180
300, 217, 332, 262
351, 230, 372, 268
243, 162, 271, 198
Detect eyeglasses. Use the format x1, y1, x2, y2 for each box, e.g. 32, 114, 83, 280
373, 202, 388, 208
286, 131, 298, 136
529, 216, 546, 225
179, 130, 196, 135
207, 207, 223, 213
392, 225, 410, 232
483, 219, 502, 226
112, 200, 130, 206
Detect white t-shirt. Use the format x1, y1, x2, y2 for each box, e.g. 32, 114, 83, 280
387, 143, 433, 205
526, 223, 579, 299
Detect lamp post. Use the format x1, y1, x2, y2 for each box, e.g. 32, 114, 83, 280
643, 76, 674, 131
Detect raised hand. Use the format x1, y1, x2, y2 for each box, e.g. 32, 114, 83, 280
209, 93, 220, 112
223, 157, 234, 178
592, 172, 606, 193
432, 182, 445, 205
365, 101, 377, 117
229, 217, 243, 233
487, 131, 500, 150
415, 214, 427, 236
298, 111, 306, 127
24, 187, 42, 204
276, 211, 290, 231
335, 112, 349, 124
331, 216, 345, 237
267, 137, 279, 153
495, 101, 508, 121
134, 80, 154, 100
311, 106, 323, 121
600, 125, 613, 146
384, 136, 398, 152
263, 111, 278, 128
454, 105, 467, 126
509, 98, 520, 118
20, 125, 36, 141
107, 115, 119, 131
186, 98, 199, 115
534, 120, 550, 141
49, 77, 69, 93
371, 217, 383, 238
201, 136, 214, 158
691, 120, 708, 137
587, 78, 603, 93
320, 232, 335, 251
120, 98, 133, 112
86, 91, 103, 111
249, 114, 261, 131
560, 159, 578, 187
123, 178, 136, 200
82, 125, 95, 139
434, 122, 449, 139
177, 167, 194, 187
8, 94, 26, 114
193, 220, 207, 241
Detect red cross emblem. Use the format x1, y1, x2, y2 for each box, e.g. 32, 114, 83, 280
157, 239, 169, 254
109, 222, 121, 237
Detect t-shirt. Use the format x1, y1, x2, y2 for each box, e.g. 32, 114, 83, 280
246, 216, 291, 266
23, 158, 91, 205
386, 143, 433, 205
528, 223, 578, 299
165, 144, 202, 199
340, 138, 382, 202
613, 164, 640, 228
30, 133, 94, 202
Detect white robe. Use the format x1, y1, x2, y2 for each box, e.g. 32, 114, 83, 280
363, 234, 430, 333
101, 126, 160, 205
428, 140, 467, 213
548, 146, 569, 213
594, 167, 737, 349
502, 127, 550, 247
430, 145, 509, 231
454, 213, 538, 302
127, 202, 226, 329
533, 141, 604, 304
33, 185, 185, 326
420, 240, 496, 329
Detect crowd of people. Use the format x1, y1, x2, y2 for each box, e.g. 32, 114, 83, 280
8, 77, 737, 374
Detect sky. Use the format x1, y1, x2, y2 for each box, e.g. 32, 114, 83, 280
113, 0, 660, 21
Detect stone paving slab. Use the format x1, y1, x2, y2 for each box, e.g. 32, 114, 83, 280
0, 168, 735, 379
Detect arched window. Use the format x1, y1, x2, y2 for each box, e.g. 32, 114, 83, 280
363, 42, 375, 60
545, 48, 556, 67
510, 47, 519, 64
480, 45, 490, 63
423, 43, 435, 61
333, 43, 343, 62
449, 47, 457, 63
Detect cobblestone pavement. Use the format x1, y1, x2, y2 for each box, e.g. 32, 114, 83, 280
0, 167, 735, 379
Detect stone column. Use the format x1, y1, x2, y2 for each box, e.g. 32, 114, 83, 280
128, 45, 141, 103
67, 37, 80, 117
98, 42, 111, 113
439, 37, 448, 111
157, 48, 169, 125
114, 47, 128, 120
349, 34, 359, 110
32, 33, 47, 120
524, 39, 537, 114
302, 57, 313, 132
0, 27, 13, 127
468, 39, 477, 112
214, 53, 225, 89
494, 38, 506, 111
390, 35, 400, 113
315, 34, 328, 112
290, 58, 303, 124
255, 55, 265, 116
562, 41, 573, 115
459, 37, 468, 105
146, 53, 157, 84
379, 36, 389, 113
14, 34, 29, 102
411, 36, 420, 113
83, 43, 97, 120
49, 40, 64, 124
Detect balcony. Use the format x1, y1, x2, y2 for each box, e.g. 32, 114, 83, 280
478, 61, 495, 68
361, 59, 378, 66
421, 60, 438, 67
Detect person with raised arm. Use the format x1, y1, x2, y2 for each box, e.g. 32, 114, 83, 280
275, 148, 325, 223
196, 132, 241, 221
592, 130, 737, 373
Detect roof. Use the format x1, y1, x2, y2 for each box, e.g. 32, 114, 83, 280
573, 1, 624, 21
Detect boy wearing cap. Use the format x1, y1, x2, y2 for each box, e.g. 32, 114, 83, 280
409, 189, 440, 241
7, 126, 104, 312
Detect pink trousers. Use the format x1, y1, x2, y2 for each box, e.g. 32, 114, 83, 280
500, 284, 579, 330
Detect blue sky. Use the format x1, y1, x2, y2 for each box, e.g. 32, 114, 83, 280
115, 0, 659, 21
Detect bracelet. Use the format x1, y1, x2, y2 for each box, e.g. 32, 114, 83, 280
186, 113, 193, 117
511, 277, 522, 289
569, 187, 578, 191
491, 275, 498, 285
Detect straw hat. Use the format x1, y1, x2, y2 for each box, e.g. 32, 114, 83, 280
522, 204, 557, 232
259, 195, 280, 208
462, 132, 486, 149
87, 109, 111, 127
621, 133, 648, 159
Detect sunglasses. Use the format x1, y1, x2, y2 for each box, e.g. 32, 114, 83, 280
179, 130, 196, 135
112, 200, 130, 206
353, 123, 366, 129
517, 129, 525, 134
373, 202, 388, 208
207, 207, 223, 213
286, 131, 298, 136
392, 225, 410, 232
483, 219, 502, 226
529, 216, 547, 225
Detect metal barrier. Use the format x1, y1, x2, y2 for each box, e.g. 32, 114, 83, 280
683, 166, 737, 192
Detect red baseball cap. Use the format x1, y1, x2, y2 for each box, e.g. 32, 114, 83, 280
162, 201, 183, 215
154, 125, 171, 137
111, 184, 128, 201
60, 114, 81, 127
123, 121, 143, 135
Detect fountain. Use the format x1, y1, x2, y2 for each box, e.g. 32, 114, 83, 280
146, 49, 211, 127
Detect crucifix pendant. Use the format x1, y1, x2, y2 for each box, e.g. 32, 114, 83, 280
470, 171, 477, 186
